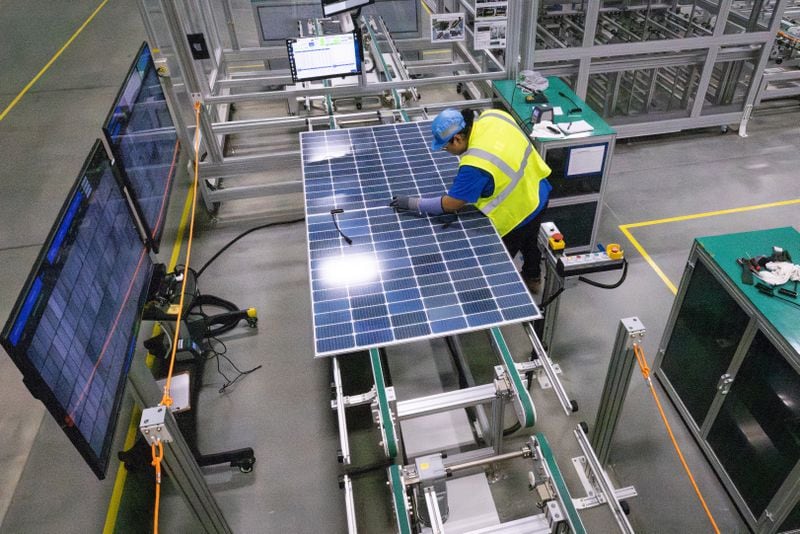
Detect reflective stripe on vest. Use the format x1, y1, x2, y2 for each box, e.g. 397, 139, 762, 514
459, 110, 551, 235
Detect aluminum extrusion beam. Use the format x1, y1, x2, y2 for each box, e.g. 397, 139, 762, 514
127, 352, 232, 533
574, 427, 635, 533
332, 357, 351, 465
396, 384, 498, 420
591, 318, 645, 466
202, 72, 507, 105
523, 322, 575, 416
342, 474, 357, 533
534, 31, 775, 62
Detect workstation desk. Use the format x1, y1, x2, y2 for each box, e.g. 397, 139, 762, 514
493, 78, 616, 253
654, 226, 800, 533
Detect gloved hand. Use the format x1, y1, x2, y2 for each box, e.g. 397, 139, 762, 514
389, 195, 420, 212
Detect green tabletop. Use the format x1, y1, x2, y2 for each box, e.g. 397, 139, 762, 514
697, 226, 800, 354
493, 78, 615, 137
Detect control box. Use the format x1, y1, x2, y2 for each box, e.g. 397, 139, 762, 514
557, 251, 624, 277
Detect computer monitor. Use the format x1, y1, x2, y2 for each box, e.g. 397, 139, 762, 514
103, 42, 179, 253
286, 31, 362, 83
0, 140, 154, 479
321, 0, 374, 16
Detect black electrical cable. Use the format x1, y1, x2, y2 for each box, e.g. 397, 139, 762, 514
539, 285, 565, 310
195, 218, 305, 278
192, 292, 243, 337
342, 458, 395, 479
558, 91, 583, 114
205, 337, 263, 393
578, 259, 628, 289
330, 209, 353, 245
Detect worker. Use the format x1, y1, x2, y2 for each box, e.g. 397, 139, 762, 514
390, 108, 552, 293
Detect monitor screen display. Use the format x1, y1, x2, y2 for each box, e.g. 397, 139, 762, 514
286, 31, 362, 83
0, 141, 153, 479
321, 0, 374, 16
104, 42, 179, 252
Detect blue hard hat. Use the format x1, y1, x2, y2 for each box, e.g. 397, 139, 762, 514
430, 109, 466, 151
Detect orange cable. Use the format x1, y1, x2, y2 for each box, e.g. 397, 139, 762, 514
632, 344, 721, 534
159, 101, 203, 407
151, 440, 164, 534
151, 100, 203, 529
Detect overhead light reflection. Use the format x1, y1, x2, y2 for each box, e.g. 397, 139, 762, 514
306, 143, 353, 163
320, 255, 379, 287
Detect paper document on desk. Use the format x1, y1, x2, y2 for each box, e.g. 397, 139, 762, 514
531, 121, 565, 139
558, 120, 594, 135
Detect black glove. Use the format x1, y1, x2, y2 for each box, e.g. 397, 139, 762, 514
389, 195, 420, 212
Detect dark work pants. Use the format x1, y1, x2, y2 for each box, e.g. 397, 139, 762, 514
501, 206, 547, 280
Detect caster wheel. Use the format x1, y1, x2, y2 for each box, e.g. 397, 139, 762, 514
579, 421, 589, 434
570, 400, 579, 413
237, 458, 256, 473
620, 500, 631, 515
720, 125, 729, 134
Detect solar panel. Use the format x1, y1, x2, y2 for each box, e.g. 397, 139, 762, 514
0, 141, 152, 478
302, 121, 541, 357
103, 42, 180, 252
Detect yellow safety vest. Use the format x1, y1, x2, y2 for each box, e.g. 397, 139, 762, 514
459, 110, 551, 236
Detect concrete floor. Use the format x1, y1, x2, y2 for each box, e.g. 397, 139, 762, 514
1, 1, 800, 533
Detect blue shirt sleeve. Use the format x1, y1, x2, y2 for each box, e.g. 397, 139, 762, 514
447, 165, 494, 203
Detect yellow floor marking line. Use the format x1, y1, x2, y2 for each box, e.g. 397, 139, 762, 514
0, 0, 110, 122
619, 198, 800, 295
622, 198, 800, 229
620, 225, 679, 295
103, 187, 195, 534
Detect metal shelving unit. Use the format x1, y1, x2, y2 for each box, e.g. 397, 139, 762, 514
518, 0, 791, 138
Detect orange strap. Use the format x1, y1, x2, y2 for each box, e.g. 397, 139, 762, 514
151, 440, 164, 534
633, 343, 721, 534
151, 99, 204, 530
160, 100, 202, 407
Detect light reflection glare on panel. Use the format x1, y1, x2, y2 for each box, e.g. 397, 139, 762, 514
319, 255, 380, 287
306, 143, 353, 163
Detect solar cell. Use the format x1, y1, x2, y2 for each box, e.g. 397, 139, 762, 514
0, 141, 152, 478
302, 121, 541, 357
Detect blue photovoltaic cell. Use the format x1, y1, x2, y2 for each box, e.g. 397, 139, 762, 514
301, 121, 541, 357
0, 142, 152, 478
104, 43, 179, 248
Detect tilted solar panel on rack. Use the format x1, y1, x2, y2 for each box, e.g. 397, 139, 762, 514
301, 121, 541, 357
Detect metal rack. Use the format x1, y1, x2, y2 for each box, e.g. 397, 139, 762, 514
753, 0, 800, 105
519, 0, 791, 137
135, 0, 522, 212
